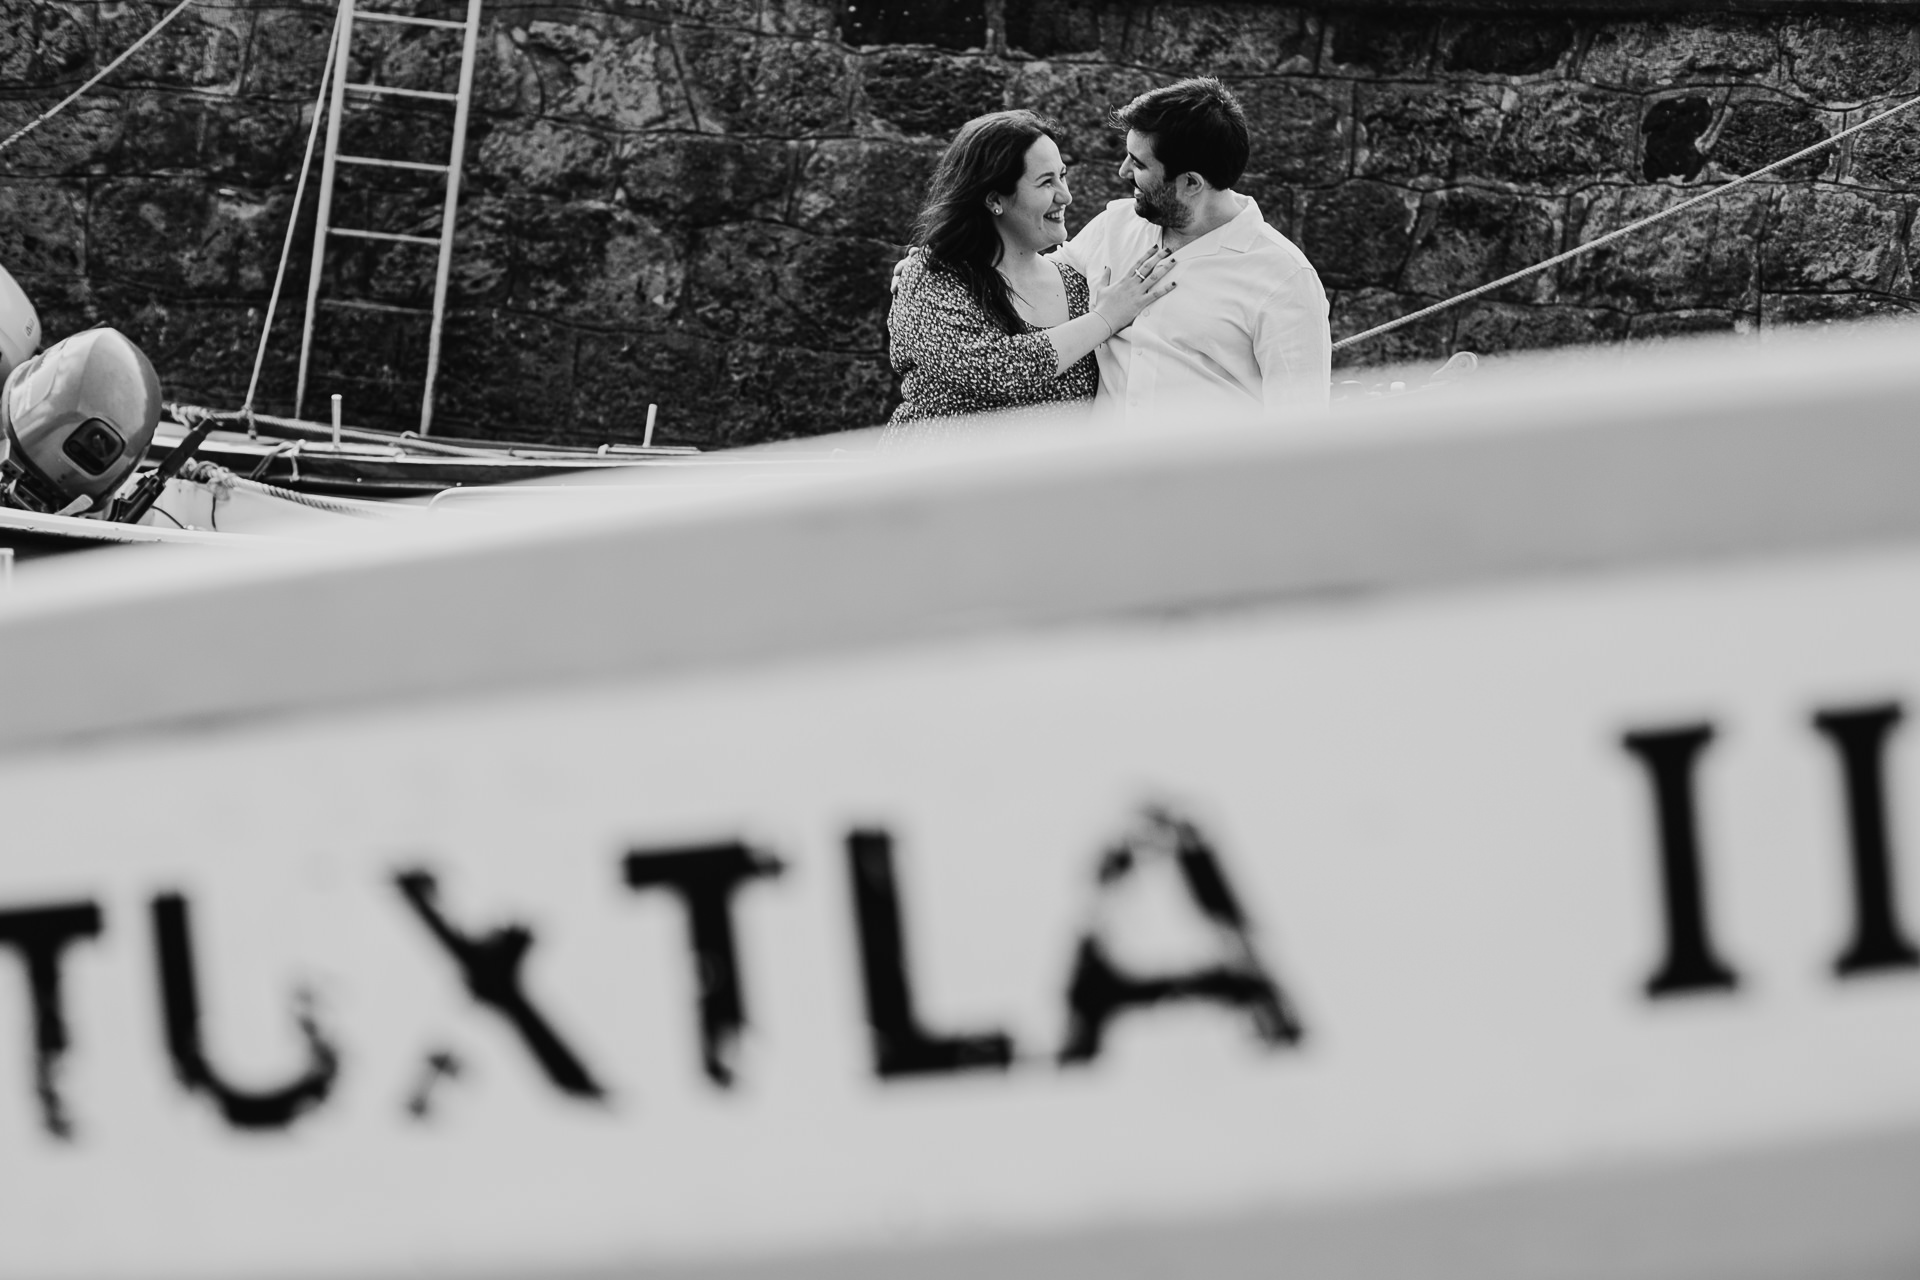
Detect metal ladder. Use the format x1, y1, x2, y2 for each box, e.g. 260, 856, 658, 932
295, 0, 483, 436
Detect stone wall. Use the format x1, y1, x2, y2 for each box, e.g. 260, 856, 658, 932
1, 0, 1917, 445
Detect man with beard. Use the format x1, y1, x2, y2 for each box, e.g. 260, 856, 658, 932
1051, 77, 1331, 427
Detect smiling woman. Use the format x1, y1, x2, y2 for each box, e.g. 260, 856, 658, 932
883, 109, 1176, 442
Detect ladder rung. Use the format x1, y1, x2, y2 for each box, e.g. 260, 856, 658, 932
319, 298, 433, 315
336, 153, 451, 174
354, 11, 469, 29
345, 82, 460, 102
330, 227, 441, 246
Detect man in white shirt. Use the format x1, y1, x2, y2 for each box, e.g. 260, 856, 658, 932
1052, 77, 1332, 427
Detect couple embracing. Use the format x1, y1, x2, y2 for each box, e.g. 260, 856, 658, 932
885, 77, 1331, 441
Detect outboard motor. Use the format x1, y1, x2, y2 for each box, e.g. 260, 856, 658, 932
0, 328, 161, 516
0, 261, 40, 383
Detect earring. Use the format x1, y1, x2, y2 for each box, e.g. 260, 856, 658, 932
990, 203, 1002, 214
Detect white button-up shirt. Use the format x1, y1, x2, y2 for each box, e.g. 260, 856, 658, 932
1053, 195, 1332, 427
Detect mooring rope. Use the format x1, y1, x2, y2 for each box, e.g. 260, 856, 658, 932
241, 2, 344, 425
1334, 88, 1920, 351
0, 0, 202, 161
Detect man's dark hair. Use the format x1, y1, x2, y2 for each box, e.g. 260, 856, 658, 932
1111, 77, 1250, 191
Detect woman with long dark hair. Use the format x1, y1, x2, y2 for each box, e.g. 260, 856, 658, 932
885, 110, 1175, 438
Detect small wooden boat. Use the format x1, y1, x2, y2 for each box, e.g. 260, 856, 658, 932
149, 407, 702, 500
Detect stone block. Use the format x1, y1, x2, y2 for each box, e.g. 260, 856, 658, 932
240, 8, 335, 98
0, 97, 123, 176
89, 180, 289, 297
1560, 184, 1767, 311
859, 48, 1010, 138
110, 92, 305, 188
682, 223, 894, 351
1706, 94, 1834, 182
1437, 18, 1574, 78
471, 117, 619, 201
289, 178, 450, 311
345, 21, 469, 98
1232, 174, 1297, 239
15, 269, 89, 318
337, 100, 458, 170
615, 133, 795, 226
1761, 290, 1919, 328
658, 0, 765, 31
754, 1, 843, 42
368, 0, 469, 24
473, 20, 547, 116
0, 0, 93, 86
1626, 308, 1748, 342
1783, 18, 1920, 102
324, 238, 440, 311
840, 0, 986, 51
1230, 76, 1351, 183
1324, 13, 1435, 78
103, 4, 245, 90
0, 181, 87, 276
1453, 302, 1629, 355
1355, 82, 1503, 184
1762, 186, 1913, 294
793, 138, 941, 240
1579, 17, 1776, 91
444, 194, 528, 307
505, 15, 692, 130
431, 307, 581, 440
1402, 188, 1559, 303
326, 179, 444, 235
1845, 110, 1920, 190
1491, 84, 1640, 186
445, 197, 514, 305
303, 307, 432, 431
1298, 181, 1418, 289
719, 341, 896, 442
1359, 82, 1637, 187
1120, 5, 1317, 76
1006, 60, 1158, 166
1327, 286, 1454, 369
318, 182, 445, 307
1004, 0, 1115, 60
680, 29, 855, 135
571, 329, 728, 446
507, 202, 687, 327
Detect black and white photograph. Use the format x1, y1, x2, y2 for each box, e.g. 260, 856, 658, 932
1, 0, 1919, 1276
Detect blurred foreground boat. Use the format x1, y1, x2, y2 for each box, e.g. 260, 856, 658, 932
4, 323, 1920, 1280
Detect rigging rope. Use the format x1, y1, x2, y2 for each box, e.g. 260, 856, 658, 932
242, 2, 344, 424
1334, 87, 1920, 352
0, 0, 202, 162
177, 460, 417, 519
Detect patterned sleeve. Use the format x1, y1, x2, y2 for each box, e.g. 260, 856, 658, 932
889, 254, 1061, 403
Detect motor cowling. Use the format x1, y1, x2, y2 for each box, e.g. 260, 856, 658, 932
0, 328, 162, 515
0, 261, 40, 383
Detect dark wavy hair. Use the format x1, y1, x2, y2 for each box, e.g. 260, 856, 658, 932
1112, 77, 1249, 191
911, 109, 1066, 336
